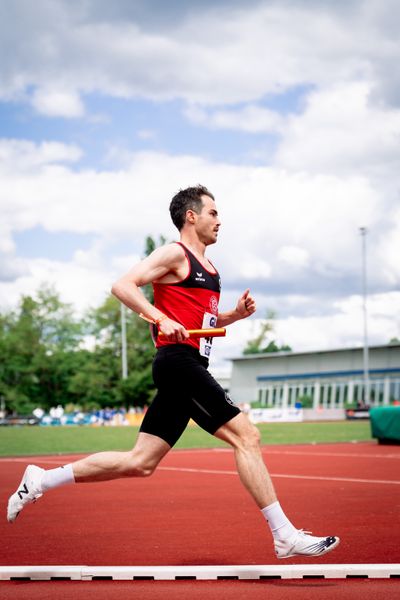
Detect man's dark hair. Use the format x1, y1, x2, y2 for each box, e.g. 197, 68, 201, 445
169, 185, 215, 231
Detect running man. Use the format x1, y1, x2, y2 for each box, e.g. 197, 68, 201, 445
7, 185, 339, 559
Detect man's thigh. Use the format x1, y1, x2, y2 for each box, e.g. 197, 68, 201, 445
189, 367, 241, 435
146, 345, 240, 442
140, 390, 191, 447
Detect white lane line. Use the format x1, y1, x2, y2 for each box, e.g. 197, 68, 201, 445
158, 466, 400, 486
2, 447, 399, 463
2, 450, 399, 465
270, 473, 400, 485
0, 448, 229, 464
262, 450, 400, 460
0, 457, 80, 464
1, 458, 398, 485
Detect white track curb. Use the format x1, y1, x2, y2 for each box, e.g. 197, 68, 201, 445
1, 564, 400, 581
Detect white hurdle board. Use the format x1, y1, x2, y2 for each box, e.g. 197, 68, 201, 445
1, 564, 400, 581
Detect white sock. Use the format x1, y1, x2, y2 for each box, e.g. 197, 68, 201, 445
41, 464, 75, 492
261, 501, 297, 541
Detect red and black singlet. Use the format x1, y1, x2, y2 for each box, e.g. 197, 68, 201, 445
153, 242, 221, 357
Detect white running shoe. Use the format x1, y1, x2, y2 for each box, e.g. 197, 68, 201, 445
275, 530, 340, 559
7, 465, 45, 523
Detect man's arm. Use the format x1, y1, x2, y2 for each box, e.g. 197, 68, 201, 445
111, 244, 189, 342
216, 289, 256, 327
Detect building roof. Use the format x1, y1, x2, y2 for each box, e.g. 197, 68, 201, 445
257, 367, 400, 381
229, 343, 400, 362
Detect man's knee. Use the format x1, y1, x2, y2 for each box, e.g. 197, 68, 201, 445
135, 465, 155, 477
216, 415, 261, 452
126, 452, 158, 477
232, 426, 261, 454
242, 423, 261, 450
126, 432, 171, 477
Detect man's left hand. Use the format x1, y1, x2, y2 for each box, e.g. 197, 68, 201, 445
236, 289, 256, 319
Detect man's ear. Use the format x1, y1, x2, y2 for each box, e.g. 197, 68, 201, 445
186, 209, 196, 224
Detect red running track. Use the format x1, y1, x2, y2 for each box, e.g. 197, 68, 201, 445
1, 441, 400, 599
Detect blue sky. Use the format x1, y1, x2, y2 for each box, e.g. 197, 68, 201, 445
1, 0, 400, 368
1, 85, 310, 175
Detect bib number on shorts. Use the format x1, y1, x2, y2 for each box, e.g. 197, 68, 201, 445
199, 312, 217, 358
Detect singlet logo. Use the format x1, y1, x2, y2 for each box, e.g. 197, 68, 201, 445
195, 271, 206, 282
209, 295, 218, 314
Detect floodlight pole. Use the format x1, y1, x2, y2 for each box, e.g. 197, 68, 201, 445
360, 227, 369, 406
121, 304, 128, 380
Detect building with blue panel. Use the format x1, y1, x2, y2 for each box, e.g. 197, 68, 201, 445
229, 344, 400, 411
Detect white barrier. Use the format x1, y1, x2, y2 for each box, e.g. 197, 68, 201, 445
249, 408, 303, 423
1, 564, 400, 580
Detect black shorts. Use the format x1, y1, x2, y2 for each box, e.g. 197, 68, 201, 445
140, 344, 241, 447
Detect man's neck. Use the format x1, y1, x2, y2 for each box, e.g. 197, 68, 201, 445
180, 235, 206, 257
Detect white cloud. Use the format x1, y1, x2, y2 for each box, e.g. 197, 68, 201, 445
0, 139, 389, 286
31, 87, 85, 118
238, 255, 272, 280
1, 0, 399, 372
223, 289, 400, 358
184, 81, 400, 194
0, 139, 83, 173
0, 225, 15, 255
376, 208, 400, 286
217, 167, 380, 289
137, 129, 157, 140
111, 254, 142, 274
0, 255, 28, 284
0, 138, 398, 368
185, 104, 285, 133
278, 246, 309, 269
275, 307, 397, 353
208, 286, 400, 369
1, 1, 400, 109
0, 255, 111, 312
275, 82, 400, 176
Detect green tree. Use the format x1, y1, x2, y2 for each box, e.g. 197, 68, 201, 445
142, 234, 167, 303
0, 285, 82, 413
81, 232, 168, 408
243, 310, 292, 355
67, 349, 117, 409
0, 235, 169, 414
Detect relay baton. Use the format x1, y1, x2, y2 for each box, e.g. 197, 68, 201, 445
139, 314, 226, 339
159, 328, 226, 339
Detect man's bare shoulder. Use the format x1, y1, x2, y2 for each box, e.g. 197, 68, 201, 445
148, 242, 188, 283
150, 242, 185, 265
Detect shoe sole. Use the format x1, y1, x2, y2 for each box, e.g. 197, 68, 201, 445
277, 536, 340, 559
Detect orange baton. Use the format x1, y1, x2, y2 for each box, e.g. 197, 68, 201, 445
159, 328, 226, 339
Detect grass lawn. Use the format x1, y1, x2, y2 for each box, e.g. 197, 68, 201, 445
0, 420, 373, 457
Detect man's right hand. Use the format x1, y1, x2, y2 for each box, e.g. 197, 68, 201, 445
158, 318, 189, 343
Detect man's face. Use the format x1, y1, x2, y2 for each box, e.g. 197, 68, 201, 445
195, 195, 221, 245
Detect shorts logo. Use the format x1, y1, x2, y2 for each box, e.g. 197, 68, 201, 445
224, 392, 235, 406
209, 295, 218, 314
